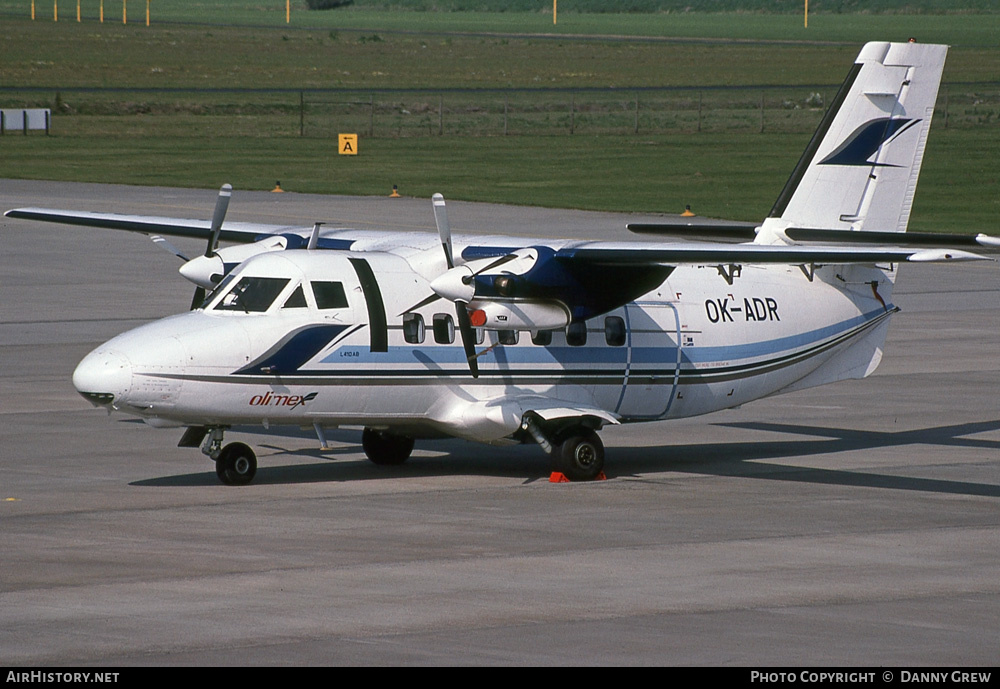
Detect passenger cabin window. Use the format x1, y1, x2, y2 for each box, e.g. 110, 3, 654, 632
281, 284, 307, 309
403, 314, 425, 344
311, 281, 349, 309
214, 277, 290, 313
433, 314, 455, 344
498, 330, 518, 345
605, 316, 626, 347
531, 330, 553, 346
566, 321, 587, 347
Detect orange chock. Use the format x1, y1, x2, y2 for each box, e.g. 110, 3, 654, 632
548, 471, 607, 483
681, 204, 695, 217
389, 184, 400, 198
271, 181, 285, 193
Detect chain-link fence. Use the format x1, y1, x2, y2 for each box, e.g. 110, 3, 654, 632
2, 84, 997, 137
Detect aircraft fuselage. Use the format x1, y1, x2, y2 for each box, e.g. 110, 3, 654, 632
73, 249, 896, 444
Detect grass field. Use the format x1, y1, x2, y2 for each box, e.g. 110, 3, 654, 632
0, 8, 997, 229
3, 127, 995, 232
1, 2, 997, 46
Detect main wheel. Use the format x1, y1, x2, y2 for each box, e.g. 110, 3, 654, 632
215, 442, 257, 486
554, 429, 605, 481
362, 428, 414, 466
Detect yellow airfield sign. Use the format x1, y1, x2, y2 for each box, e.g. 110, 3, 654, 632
339, 134, 358, 156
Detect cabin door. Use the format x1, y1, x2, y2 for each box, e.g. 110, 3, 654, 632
615, 301, 681, 421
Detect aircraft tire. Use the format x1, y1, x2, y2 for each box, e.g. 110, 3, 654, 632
554, 429, 605, 481
362, 428, 414, 466
215, 442, 257, 486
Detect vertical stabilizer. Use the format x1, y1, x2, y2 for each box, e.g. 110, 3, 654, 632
766, 41, 947, 233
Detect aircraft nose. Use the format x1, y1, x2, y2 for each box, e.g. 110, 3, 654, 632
73, 349, 133, 407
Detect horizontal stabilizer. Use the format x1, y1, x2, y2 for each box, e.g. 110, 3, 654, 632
627, 222, 758, 242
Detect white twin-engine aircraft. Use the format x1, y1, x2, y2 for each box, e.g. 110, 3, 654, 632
8, 41, 999, 485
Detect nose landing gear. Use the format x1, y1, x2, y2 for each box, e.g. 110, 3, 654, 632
215, 442, 258, 486
192, 427, 259, 486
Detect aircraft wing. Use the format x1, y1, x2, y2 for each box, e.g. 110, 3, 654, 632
553, 242, 993, 266
3, 207, 303, 244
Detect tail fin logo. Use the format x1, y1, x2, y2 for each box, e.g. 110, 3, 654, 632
818, 117, 920, 167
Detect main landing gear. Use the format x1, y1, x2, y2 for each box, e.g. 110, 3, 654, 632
553, 429, 605, 482
362, 428, 415, 466
521, 415, 606, 481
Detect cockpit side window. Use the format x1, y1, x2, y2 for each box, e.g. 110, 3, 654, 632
202, 273, 237, 309
311, 281, 349, 309
281, 284, 308, 309
213, 277, 290, 313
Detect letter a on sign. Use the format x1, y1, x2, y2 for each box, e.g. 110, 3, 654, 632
339, 134, 358, 156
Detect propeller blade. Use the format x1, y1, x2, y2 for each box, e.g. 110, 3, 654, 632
432, 193, 454, 269
431, 193, 481, 378
205, 184, 232, 258
149, 235, 190, 262
399, 292, 444, 317
455, 304, 479, 379
189, 286, 207, 311
469, 253, 519, 280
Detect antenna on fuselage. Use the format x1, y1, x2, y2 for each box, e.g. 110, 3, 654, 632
308, 222, 325, 251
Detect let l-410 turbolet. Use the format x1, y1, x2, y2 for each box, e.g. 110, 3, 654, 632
8, 41, 1000, 485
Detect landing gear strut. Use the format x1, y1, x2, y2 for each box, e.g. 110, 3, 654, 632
362, 428, 414, 466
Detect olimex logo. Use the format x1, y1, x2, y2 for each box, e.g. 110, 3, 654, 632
249, 391, 318, 408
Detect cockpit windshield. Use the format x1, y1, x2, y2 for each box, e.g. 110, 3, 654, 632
212, 276, 290, 313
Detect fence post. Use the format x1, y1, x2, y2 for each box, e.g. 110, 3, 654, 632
634, 93, 639, 134
697, 91, 702, 133
570, 93, 574, 135
438, 94, 443, 136
504, 94, 509, 136
299, 91, 304, 137
369, 94, 374, 137
943, 87, 949, 128
759, 91, 765, 133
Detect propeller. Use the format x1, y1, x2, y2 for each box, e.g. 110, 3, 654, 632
431, 194, 479, 379
206, 184, 232, 259
400, 252, 519, 314
190, 184, 232, 310
149, 234, 191, 262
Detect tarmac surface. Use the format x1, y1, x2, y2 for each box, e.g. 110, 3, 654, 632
2, 179, 999, 666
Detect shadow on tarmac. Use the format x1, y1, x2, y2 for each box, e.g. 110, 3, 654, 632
131, 419, 1000, 497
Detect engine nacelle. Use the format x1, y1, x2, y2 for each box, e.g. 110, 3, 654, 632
469, 300, 570, 331
178, 237, 288, 288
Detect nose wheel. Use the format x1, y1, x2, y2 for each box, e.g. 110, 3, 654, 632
215, 442, 258, 486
